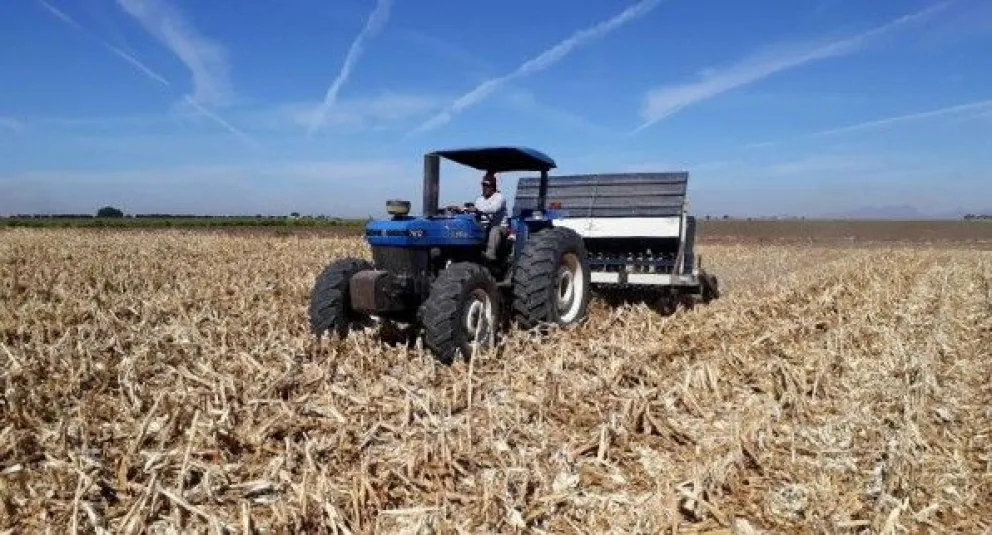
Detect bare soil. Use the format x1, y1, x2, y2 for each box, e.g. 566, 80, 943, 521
696, 220, 992, 248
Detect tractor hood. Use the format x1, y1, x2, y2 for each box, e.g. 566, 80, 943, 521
365, 215, 485, 247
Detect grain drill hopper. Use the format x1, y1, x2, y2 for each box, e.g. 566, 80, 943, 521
514, 170, 719, 312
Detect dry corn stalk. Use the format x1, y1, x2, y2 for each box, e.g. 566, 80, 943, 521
0, 229, 989, 533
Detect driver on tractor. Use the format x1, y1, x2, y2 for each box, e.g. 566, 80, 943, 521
464, 171, 506, 262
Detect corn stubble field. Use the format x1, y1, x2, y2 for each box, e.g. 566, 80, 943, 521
1, 228, 990, 534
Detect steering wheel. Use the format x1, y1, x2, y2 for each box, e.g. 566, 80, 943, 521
443, 203, 475, 214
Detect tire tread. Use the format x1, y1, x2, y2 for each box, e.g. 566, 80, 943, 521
510, 226, 591, 329
421, 262, 499, 364
308, 257, 371, 338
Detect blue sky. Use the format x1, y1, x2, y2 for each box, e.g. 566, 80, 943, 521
1, 0, 990, 217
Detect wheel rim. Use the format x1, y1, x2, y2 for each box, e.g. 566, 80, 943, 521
464, 288, 495, 350
556, 252, 585, 322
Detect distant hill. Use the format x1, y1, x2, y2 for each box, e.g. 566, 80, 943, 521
823, 204, 930, 220
814, 205, 992, 220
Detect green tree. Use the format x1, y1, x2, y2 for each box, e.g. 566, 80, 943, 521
97, 206, 124, 218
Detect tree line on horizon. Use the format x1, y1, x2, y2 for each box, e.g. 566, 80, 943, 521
1, 205, 366, 221
1, 206, 371, 228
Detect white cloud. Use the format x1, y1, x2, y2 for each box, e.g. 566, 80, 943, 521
764, 153, 890, 175
36, 0, 170, 87
0, 117, 22, 131
0, 159, 408, 216
409, 0, 663, 135
397, 30, 494, 79
178, 96, 257, 147
619, 160, 732, 173
7, 111, 182, 132
38, 0, 248, 144
115, 0, 231, 105
745, 98, 992, 149
804, 98, 992, 137
264, 92, 445, 132
500, 90, 614, 135
6, 160, 404, 185
675, 150, 992, 218
105, 44, 170, 87
111, 0, 259, 145
307, 0, 394, 135
635, 2, 949, 132
10, 92, 443, 139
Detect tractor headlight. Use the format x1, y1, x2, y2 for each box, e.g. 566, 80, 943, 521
386, 199, 411, 216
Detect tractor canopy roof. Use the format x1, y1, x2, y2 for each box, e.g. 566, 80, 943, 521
431, 146, 556, 173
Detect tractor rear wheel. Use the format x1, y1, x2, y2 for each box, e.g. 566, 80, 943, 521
511, 226, 592, 330
308, 257, 372, 339
421, 262, 500, 365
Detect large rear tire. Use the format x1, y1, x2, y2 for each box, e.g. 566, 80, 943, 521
421, 262, 500, 365
511, 226, 592, 330
308, 257, 372, 339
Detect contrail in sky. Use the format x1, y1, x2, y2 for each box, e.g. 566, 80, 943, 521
38, 0, 255, 145
409, 0, 663, 135
105, 44, 171, 87
36, 0, 170, 87
806, 98, 992, 137
183, 95, 258, 148
307, 0, 394, 136
745, 97, 992, 149
115, 0, 232, 104
632, 2, 949, 133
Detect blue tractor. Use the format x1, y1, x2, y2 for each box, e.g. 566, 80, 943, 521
308, 146, 591, 363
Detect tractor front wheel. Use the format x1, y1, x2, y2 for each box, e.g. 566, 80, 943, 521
421, 262, 500, 365
511, 226, 592, 330
308, 257, 372, 339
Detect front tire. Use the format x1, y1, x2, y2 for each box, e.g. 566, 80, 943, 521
308, 257, 372, 339
511, 226, 592, 330
421, 262, 500, 365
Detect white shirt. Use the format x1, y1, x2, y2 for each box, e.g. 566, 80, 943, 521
474, 191, 507, 224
